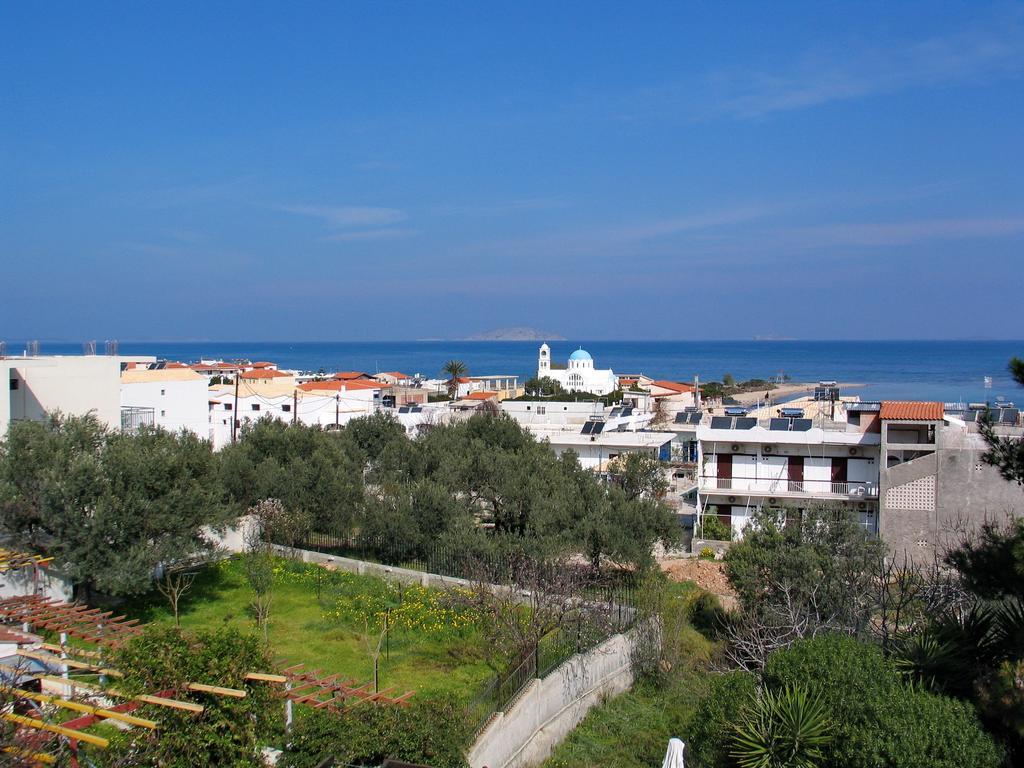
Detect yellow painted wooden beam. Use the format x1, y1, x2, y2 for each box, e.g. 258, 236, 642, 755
2, 711, 109, 748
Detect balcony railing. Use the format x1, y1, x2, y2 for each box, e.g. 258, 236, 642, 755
700, 476, 879, 498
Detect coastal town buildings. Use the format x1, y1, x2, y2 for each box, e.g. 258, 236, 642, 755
537, 345, 617, 395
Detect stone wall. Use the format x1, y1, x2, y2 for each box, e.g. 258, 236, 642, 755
466, 626, 646, 768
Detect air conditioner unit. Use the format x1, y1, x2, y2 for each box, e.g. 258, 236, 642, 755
848, 447, 859, 456
858, 502, 867, 511
768, 497, 777, 504
763, 445, 774, 454
728, 496, 737, 504
731, 443, 741, 453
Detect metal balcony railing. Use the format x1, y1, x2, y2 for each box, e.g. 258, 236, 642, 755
700, 476, 878, 498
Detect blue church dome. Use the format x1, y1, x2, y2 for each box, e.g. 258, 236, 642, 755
568, 348, 592, 362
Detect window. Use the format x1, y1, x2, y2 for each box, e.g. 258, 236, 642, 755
224, 403, 233, 411
9, 379, 18, 390
282, 404, 291, 412
536, 406, 546, 415
160, 389, 166, 396
160, 410, 165, 417
251, 404, 260, 411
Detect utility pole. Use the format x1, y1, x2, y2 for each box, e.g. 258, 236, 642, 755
292, 389, 298, 425
335, 394, 339, 428
232, 375, 240, 443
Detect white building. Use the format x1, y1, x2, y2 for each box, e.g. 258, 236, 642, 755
537, 345, 617, 395
533, 428, 674, 471
120, 367, 209, 436
3, 354, 155, 437
696, 400, 882, 538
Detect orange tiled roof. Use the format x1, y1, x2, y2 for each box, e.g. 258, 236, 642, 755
299, 379, 387, 392
249, 361, 276, 368
375, 371, 410, 379
191, 362, 238, 371
880, 401, 944, 421
649, 380, 696, 394
239, 369, 290, 380
332, 371, 372, 380
465, 391, 498, 400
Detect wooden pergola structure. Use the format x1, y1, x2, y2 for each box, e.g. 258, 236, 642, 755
0, 549, 54, 572
278, 662, 415, 711
0, 595, 142, 647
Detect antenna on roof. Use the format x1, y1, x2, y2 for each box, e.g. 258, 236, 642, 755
26, 340, 40, 357
0, 341, 6, 358
105, 339, 119, 356
83, 340, 96, 355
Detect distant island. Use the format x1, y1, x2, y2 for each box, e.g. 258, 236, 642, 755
460, 327, 565, 341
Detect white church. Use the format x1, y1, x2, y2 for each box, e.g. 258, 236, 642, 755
536, 344, 618, 395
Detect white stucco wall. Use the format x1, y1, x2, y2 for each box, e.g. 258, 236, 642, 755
121, 378, 209, 436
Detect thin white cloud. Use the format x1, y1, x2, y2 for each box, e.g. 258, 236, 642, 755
275, 204, 407, 228
627, 10, 1024, 121
774, 216, 1024, 248
715, 19, 1024, 119
320, 228, 418, 242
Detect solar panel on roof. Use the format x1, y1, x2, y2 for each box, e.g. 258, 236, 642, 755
724, 407, 747, 416
792, 418, 813, 431
688, 412, 703, 424
621, 407, 633, 416
769, 418, 791, 431
674, 412, 689, 423
398, 406, 410, 413
592, 421, 605, 434
710, 416, 733, 429
1000, 409, 1019, 424
780, 408, 804, 418
734, 417, 757, 430
609, 407, 622, 417
580, 422, 594, 434
411, 406, 423, 413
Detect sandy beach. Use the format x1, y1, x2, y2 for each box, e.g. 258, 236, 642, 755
729, 381, 865, 406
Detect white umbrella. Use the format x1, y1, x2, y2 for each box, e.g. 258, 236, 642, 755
661, 737, 685, 768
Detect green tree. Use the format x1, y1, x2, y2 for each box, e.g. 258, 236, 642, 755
342, 411, 407, 469
219, 418, 362, 535
723, 372, 736, 387
442, 359, 467, 399
979, 356, 1024, 484
523, 375, 565, 396
609, 452, 669, 500
0, 414, 224, 598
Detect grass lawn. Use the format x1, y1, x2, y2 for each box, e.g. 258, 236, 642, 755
118, 556, 494, 702
543, 670, 711, 768
543, 578, 720, 768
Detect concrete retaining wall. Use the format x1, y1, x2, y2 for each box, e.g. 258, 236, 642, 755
467, 626, 643, 768
268, 544, 478, 592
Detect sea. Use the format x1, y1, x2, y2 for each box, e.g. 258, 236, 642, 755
12, 340, 1024, 406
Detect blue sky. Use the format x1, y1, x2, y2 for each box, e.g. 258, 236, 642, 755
2, 1, 1023, 341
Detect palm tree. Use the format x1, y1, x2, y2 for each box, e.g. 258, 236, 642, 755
442, 359, 467, 399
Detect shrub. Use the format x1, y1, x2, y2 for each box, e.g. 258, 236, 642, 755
762, 635, 1002, 768
107, 626, 278, 767
730, 684, 832, 768
698, 514, 732, 542
279, 695, 469, 768
686, 590, 728, 638
698, 546, 716, 560
687, 670, 758, 768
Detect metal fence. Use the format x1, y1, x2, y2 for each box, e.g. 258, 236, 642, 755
281, 528, 639, 736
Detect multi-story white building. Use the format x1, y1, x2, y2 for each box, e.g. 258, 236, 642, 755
696, 401, 882, 537
537, 345, 617, 395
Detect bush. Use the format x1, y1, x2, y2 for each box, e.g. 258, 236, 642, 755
686, 590, 728, 638
687, 671, 758, 768
698, 546, 716, 560
730, 684, 832, 768
107, 626, 278, 767
279, 695, 469, 768
698, 514, 732, 542
762, 635, 1002, 768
